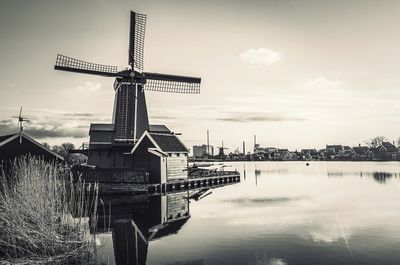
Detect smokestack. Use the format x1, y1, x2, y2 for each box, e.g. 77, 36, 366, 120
207, 130, 210, 155
254, 135, 257, 152
243, 141, 246, 155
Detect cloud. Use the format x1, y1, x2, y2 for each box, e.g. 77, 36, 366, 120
0, 111, 106, 139
150, 115, 176, 120
217, 112, 306, 122
0, 119, 15, 134
240, 48, 281, 66
296, 77, 344, 91
0, 119, 88, 139
62, 113, 107, 121
24, 126, 87, 139
75, 81, 102, 92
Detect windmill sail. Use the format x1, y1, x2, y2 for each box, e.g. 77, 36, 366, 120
129, 11, 147, 71
55, 54, 119, 77
143, 72, 201, 94
54, 10, 201, 147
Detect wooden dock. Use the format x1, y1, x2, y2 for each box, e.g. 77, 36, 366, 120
83, 171, 240, 195
74, 166, 240, 195
147, 173, 241, 195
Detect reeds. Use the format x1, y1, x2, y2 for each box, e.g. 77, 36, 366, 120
0, 156, 98, 264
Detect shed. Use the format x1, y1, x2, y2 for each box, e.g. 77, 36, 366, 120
0, 132, 64, 164
130, 131, 189, 184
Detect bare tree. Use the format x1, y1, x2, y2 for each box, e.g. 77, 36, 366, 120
52, 143, 75, 159
41, 142, 51, 150
365, 136, 389, 148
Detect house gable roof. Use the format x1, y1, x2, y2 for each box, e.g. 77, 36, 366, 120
353, 146, 369, 155
380, 142, 398, 152
368, 147, 382, 156
131, 131, 189, 154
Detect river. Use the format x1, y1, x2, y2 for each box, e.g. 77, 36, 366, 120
94, 161, 400, 265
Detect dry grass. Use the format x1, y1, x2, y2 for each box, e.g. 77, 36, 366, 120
0, 157, 98, 264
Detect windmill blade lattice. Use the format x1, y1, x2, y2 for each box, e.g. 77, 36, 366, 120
143, 72, 201, 94
144, 79, 200, 94
55, 54, 119, 77
129, 12, 147, 71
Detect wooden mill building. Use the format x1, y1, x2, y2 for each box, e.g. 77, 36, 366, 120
85, 124, 189, 184
130, 129, 189, 184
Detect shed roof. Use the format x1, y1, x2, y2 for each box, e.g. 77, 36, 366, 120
0, 132, 64, 161
0, 133, 15, 144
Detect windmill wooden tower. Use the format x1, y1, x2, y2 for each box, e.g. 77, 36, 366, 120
54, 11, 201, 168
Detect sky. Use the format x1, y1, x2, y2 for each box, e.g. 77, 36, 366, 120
0, 0, 400, 152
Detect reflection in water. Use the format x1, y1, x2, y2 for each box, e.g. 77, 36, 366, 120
227, 196, 306, 207
327, 171, 396, 184
372, 172, 393, 183
96, 192, 190, 265
92, 162, 400, 265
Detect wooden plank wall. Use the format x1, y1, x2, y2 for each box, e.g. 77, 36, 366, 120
166, 155, 188, 180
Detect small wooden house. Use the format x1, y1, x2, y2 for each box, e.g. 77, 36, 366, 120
130, 131, 189, 184
0, 132, 64, 163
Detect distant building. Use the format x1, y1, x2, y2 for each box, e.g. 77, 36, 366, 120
301, 149, 320, 160
352, 145, 370, 160
339, 146, 355, 160
325, 145, 344, 159
366, 147, 384, 160
192, 145, 214, 158
272, 149, 289, 161
379, 142, 399, 160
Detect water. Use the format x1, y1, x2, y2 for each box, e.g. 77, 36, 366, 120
94, 161, 400, 265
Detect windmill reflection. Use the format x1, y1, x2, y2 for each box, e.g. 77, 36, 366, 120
94, 192, 190, 265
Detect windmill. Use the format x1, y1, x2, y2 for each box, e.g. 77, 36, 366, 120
54, 11, 201, 142
217, 141, 228, 157
11, 107, 30, 143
